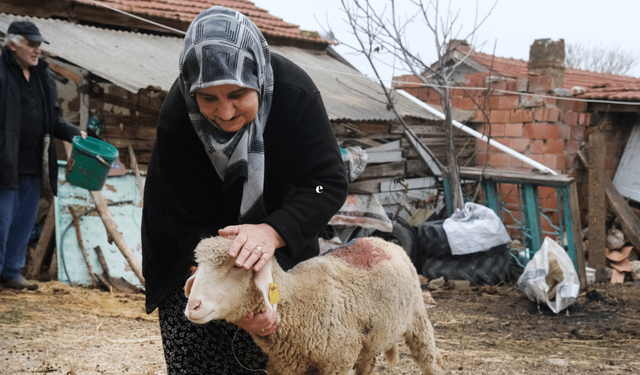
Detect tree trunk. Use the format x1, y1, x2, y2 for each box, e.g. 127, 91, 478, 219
443, 87, 464, 212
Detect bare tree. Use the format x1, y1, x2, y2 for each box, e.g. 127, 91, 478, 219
336, 0, 497, 212
566, 42, 637, 76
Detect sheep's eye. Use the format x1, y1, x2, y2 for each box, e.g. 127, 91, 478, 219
232, 265, 241, 269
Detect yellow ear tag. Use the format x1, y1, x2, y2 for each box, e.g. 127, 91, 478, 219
269, 283, 281, 305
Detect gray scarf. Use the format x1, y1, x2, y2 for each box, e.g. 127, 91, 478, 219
178, 6, 274, 221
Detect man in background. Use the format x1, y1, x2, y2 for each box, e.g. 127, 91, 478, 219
0, 20, 86, 290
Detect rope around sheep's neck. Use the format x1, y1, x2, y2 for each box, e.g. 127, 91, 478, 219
232, 323, 268, 373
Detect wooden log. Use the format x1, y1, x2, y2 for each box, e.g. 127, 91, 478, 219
68, 206, 97, 287
128, 145, 145, 206
358, 161, 406, 180
28, 204, 56, 277
89, 191, 145, 286
568, 182, 588, 290
587, 127, 607, 282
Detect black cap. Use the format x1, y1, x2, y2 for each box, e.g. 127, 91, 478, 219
7, 21, 49, 44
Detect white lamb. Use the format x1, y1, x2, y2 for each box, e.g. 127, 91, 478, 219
184, 236, 444, 375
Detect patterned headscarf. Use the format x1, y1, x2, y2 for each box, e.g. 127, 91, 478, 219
179, 6, 274, 221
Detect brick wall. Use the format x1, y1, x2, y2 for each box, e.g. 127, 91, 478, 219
395, 72, 631, 234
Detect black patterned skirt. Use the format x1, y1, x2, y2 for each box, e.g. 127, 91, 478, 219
158, 291, 268, 374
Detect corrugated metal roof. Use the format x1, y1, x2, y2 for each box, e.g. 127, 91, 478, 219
269, 46, 441, 122
0, 13, 181, 93
0, 14, 440, 122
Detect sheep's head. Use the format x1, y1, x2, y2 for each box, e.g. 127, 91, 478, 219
183, 236, 276, 324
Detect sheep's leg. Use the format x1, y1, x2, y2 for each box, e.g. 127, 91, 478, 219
404, 309, 444, 375
353, 357, 375, 375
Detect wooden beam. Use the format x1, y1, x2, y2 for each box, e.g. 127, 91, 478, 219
128, 145, 145, 206
28, 204, 55, 277
567, 182, 588, 289
90, 191, 145, 286
585, 123, 607, 282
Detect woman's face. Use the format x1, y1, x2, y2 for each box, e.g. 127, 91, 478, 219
195, 84, 259, 133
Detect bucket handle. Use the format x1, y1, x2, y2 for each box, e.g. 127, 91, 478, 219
96, 155, 111, 167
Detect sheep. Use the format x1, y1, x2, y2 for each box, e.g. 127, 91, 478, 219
184, 236, 444, 375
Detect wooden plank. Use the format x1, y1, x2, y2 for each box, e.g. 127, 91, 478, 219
380, 177, 437, 192
348, 178, 388, 194
587, 127, 608, 282
128, 145, 145, 206
28, 204, 55, 277
365, 140, 402, 152
366, 150, 404, 164
47, 61, 82, 84
567, 182, 588, 289
459, 167, 574, 187
358, 161, 405, 180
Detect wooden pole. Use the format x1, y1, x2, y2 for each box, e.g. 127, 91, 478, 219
128, 144, 145, 206
89, 190, 145, 286
28, 204, 56, 277
568, 182, 588, 289
587, 123, 607, 282
68, 206, 98, 287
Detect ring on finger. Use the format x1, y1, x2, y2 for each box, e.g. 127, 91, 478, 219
254, 246, 263, 257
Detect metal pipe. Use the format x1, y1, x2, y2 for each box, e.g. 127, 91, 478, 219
396, 90, 558, 175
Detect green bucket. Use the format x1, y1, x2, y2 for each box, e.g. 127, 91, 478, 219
65, 136, 119, 191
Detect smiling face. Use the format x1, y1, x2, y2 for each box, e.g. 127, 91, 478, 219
9, 37, 41, 69
195, 84, 259, 133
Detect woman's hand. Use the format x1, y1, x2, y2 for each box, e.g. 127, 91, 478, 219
232, 310, 277, 336
80, 130, 87, 139
219, 224, 285, 272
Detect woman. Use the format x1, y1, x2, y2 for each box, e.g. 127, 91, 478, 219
142, 6, 349, 374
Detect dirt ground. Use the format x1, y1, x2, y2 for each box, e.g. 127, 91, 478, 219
1, 280, 639, 375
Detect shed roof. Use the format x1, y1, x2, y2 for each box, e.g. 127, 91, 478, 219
453, 43, 640, 90
74, 0, 334, 46
0, 13, 441, 122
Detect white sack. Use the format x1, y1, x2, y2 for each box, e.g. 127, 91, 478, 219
442, 202, 510, 255
517, 237, 580, 314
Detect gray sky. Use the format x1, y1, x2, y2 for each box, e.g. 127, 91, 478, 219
252, 0, 640, 83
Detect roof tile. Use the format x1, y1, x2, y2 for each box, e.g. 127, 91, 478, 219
75, 0, 333, 45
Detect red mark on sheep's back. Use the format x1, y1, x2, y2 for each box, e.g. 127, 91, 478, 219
326, 238, 391, 270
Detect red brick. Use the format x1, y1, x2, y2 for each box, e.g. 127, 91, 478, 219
529, 75, 555, 92
428, 89, 441, 101
510, 138, 530, 152
466, 73, 485, 86
416, 87, 429, 101
489, 152, 510, 167
505, 123, 524, 137
489, 95, 520, 110
557, 98, 589, 113
493, 81, 509, 91
564, 111, 579, 126
520, 94, 544, 108
506, 81, 518, 92
543, 97, 557, 106
508, 155, 523, 168
578, 113, 592, 126
567, 140, 581, 152
458, 97, 479, 110
556, 154, 566, 170
530, 139, 544, 153
534, 107, 560, 122
524, 123, 559, 139
475, 152, 487, 165
474, 109, 489, 121
511, 109, 534, 123
489, 110, 511, 123
449, 97, 460, 108
557, 124, 571, 140
544, 139, 565, 154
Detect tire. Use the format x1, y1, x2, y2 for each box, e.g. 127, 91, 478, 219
351, 215, 420, 269
421, 245, 511, 286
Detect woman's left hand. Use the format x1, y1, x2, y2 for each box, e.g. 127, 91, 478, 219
219, 223, 285, 272
232, 310, 277, 336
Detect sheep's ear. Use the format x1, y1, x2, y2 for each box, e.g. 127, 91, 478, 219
184, 271, 197, 298
254, 259, 277, 312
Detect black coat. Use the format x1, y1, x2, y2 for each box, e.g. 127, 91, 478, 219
142, 53, 349, 313
0, 45, 81, 195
